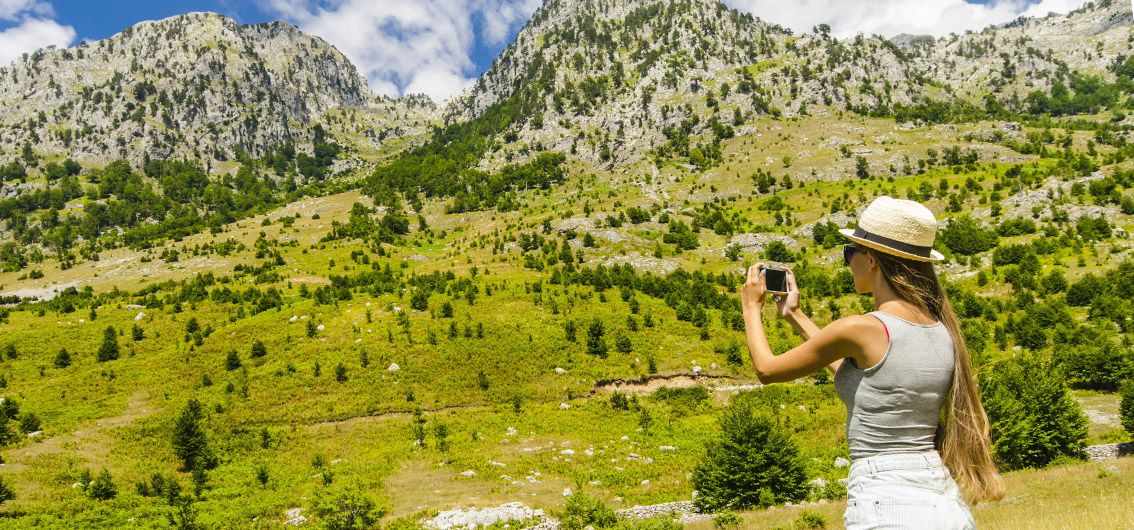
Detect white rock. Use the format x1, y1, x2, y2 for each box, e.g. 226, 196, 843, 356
810, 477, 828, 489
559, 403, 570, 410
554, 367, 566, 375
710, 363, 718, 369
797, 405, 807, 411
459, 470, 476, 477
692, 365, 702, 374
506, 427, 517, 436
134, 312, 145, 321
621, 435, 630, 441
283, 508, 307, 526
387, 363, 400, 372
659, 445, 676, 451
27, 431, 42, 439
834, 457, 851, 468
561, 449, 575, 455
490, 461, 506, 467
355, 338, 362, 343
316, 324, 325, 331
640, 479, 650, 486
300, 315, 309, 320
563, 488, 573, 497
289, 315, 298, 322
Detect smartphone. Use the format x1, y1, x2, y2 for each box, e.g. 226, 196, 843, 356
763, 267, 787, 294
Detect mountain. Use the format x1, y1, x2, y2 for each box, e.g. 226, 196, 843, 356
0, 12, 427, 168
439, 0, 1131, 170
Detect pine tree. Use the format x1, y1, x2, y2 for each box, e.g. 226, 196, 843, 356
54, 348, 72, 368
225, 350, 241, 371
97, 326, 119, 362
87, 468, 117, 500
586, 318, 607, 358
250, 340, 267, 358
172, 400, 214, 471
692, 398, 808, 511
0, 476, 13, 504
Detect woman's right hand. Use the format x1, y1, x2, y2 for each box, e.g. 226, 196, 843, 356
776, 268, 800, 318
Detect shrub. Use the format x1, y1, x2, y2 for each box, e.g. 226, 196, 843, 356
692, 398, 808, 510
713, 511, 742, 529
1057, 344, 1134, 391
939, 215, 998, 255
1121, 380, 1134, 437
981, 355, 1088, 470
88, 468, 117, 500
587, 318, 608, 358
793, 510, 827, 529
311, 482, 387, 530
0, 476, 14, 504
250, 340, 267, 358
54, 348, 71, 368
560, 491, 618, 530
225, 350, 241, 371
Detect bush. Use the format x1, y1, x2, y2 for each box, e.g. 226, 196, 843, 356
692, 398, 808, 510
939, 215, 998, 255
560, 491, 618, 530
793, 510, 827, 529
1121, 380, 1134, 437
311, 482, 387, 530
172, 399, 216, 472
1057, 344, 1134, 391
0, 476, 14, 504
97, 325, 119, 362
88, 468, 117, 500
250, 340, 267, 358
713, 511, 742, 529
981, 355, 1088, 470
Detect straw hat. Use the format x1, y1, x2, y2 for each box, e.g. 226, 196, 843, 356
838, 196, 945, 262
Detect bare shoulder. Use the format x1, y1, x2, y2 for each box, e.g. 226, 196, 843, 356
824, 315, 887, 344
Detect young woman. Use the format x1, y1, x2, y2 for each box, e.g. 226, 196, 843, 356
740, 196, 1004, 529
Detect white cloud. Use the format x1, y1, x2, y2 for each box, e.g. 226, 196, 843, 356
0, 18, 74, 65
0, 0, 53, 21
263, 0, 540, 102
722, 0, 1091, 39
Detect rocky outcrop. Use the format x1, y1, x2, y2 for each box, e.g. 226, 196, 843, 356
0, 12, 430, 167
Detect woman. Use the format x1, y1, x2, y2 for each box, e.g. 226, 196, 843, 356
740, 196, 1004, 529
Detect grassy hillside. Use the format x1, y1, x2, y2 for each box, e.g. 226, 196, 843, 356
0, 105, 1131, 528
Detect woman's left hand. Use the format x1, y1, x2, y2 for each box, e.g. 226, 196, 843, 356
741, 262, 767, 311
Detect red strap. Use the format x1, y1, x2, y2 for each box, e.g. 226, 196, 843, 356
882, 321, 889, 341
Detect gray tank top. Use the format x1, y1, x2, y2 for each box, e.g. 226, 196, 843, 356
834, 311, 954, 460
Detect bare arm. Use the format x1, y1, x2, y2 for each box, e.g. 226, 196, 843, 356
785, 309, 842, 374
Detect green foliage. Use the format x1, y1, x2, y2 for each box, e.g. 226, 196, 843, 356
663, 220, 699, 250
1121, 380, 1134, 438
172, 399, 216, 472
0, 477, 13, 504
764, 241, 796, 262
97, 325, 119, 362
652, 386, 710, 415
311, 483, 387, 530
692, 397, 808, 510
587, 318, 608, 358
792, 510, 827, 529
87, 468, 118, 500
981, 355, 1088, 470
1056, 344, 1134, 391
939, 215, 998, 255
561, 492, 619, 530
713, 511, 742, 529
53, 347, 71, 368
225, 349, 242, 371
250, 340, 267, 358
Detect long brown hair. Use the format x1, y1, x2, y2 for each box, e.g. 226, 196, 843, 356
866, 247, 1005, 504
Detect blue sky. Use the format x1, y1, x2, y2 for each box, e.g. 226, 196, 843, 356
0, 0, 1094, 102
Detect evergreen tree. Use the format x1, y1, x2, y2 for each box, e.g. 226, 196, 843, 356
250, 340, 267, 358
54, 348, 72, 368
225, 350, 241, 371
0, 476, 14, 504
586, 318, 608, 358
87, 468, 118, 500
692, 397, 808, 511
981, 355, 1088, 469
97, 326, 119, 362
132, 323, 145, 341
1121, 380, 1134, 438
172, 399, 215, 472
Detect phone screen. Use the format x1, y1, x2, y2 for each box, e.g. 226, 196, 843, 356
764, 268, 787, 293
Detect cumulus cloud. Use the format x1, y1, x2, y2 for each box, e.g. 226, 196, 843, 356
0, 0, 53, 21
722, 0, 1091, 39
0, 0, 74, 66
263, 0, 540, 102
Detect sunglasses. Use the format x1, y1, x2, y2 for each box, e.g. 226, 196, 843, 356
843, 244, 863, 266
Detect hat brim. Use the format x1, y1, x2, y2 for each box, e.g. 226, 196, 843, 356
839, 229, 944, 262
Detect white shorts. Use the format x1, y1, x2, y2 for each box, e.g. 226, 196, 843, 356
844, 451, 976, 530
